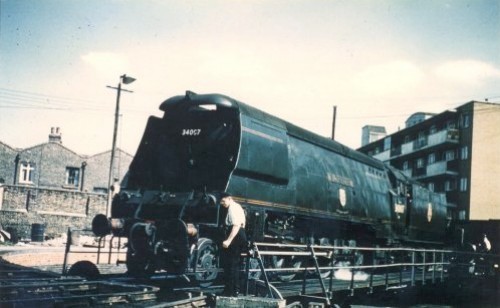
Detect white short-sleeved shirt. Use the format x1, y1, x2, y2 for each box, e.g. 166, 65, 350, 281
226, 202, 246, 227
484, 237, 491, 251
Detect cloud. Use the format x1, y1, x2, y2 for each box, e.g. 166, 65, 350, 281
349, 60, 424, 97
434, 60, 500, 86
81, 51, 130, 78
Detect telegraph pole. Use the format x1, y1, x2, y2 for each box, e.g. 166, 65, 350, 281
331, 105, 337, 140
106, 74, 135, 217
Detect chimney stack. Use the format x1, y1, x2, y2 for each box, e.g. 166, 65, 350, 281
49, 127, 62, 144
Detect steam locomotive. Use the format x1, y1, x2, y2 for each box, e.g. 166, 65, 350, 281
92, 91, 449, 284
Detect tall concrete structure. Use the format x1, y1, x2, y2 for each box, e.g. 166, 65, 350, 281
358, 101, 500, 221
361, 125, 387, 147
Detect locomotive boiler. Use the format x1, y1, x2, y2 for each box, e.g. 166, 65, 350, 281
92, 91, 449, 284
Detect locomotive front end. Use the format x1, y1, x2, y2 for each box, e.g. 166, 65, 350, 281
101, 91, 242, 281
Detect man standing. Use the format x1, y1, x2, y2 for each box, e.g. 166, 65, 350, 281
220, 192, 247, 297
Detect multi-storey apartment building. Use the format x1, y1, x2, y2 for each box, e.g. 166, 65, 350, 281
358, 101, 500, 221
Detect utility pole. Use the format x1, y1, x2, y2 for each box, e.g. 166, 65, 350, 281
106, 74, 136, 217
331, 105, 337, 140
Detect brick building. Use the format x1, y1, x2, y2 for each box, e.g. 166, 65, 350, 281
0, 128, 133, 238
0, 127, 133, 192
358, 101, 500, 222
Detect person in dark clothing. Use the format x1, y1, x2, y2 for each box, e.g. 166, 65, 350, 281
220, 192, 247, 297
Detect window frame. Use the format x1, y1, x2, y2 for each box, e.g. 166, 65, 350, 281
461, 146, 469, 160
19, 162, 34, 184
460, 177, 468, 192
66, 167, 81, 187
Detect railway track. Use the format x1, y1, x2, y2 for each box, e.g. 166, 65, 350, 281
2, 240, 498, 307
0, 257, 419, 307
0, 261, 211, 307
2, 258, 499, 307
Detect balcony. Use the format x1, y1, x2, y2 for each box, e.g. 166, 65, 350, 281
388, 128, 459, 159
412, 160, 459, 180
402, 169, 412, 177
401, 142, 414, 155
414, 139, 428, 150
428, 129, 459, 147
427, 161, 448, 177
373, 150, 391, 162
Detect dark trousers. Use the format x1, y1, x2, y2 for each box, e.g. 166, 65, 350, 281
222, 228, 247, 296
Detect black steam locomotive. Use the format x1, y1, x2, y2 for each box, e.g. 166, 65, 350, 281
93, 91, 449, 283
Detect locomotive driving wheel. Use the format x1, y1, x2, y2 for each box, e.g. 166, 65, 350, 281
126, 223, 155, 278
193, 238, 219, 287
307, 237, 333, 279
244, 257, 262, 280
271, 254, 302, 282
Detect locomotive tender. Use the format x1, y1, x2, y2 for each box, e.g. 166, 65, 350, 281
94, 91, 448, 282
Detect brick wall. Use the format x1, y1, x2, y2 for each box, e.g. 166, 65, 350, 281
0, 140, 133, 194
0, 142, 16, 184
84, 149, 132, 192
0, 184, 107, 240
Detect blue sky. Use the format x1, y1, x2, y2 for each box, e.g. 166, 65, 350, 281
1, 0, 499, 155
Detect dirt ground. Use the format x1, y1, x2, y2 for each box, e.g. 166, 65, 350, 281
0, 234, 127, 267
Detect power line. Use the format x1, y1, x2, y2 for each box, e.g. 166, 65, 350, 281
0, 87, 152, 115
0, 87, 105, 107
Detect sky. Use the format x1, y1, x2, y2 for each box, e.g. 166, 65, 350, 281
1, 0, 499, 156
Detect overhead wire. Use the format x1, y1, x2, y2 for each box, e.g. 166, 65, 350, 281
1, 87, 498, 120
0, 87, 152, 116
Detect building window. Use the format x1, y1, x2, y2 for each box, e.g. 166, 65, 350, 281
461, 146, 468, 160
416, 158, 425, 168
444, 150, 455, 161
462, 113, 470, 128
66, 167, 80, 187
445, 180, 456, 191
428, 152, 436, 164
428, 182, 435, 192
383, 137, 391, 151
403, 161, 409, 170
458, 210, 466, 220
460, 177, 468, 192
418, 131, 426, 142
19, 162, 34, 184
429, 125, 437, 134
